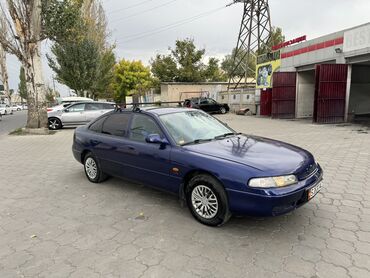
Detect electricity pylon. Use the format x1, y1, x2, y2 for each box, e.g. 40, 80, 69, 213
227, 0, 272, 90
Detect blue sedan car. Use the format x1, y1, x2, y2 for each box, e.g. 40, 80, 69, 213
72, 107, 323, 226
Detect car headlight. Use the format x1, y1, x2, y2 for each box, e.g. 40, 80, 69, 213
248, 175, 298, 188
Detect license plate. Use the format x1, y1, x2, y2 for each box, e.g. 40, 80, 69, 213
308, 182, 322, 200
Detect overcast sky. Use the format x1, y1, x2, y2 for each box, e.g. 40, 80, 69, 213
5, 0, 370, 96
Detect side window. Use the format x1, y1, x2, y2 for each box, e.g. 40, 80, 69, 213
200, 99, 209, 105
89, 116, 108, 133
85, 103, 101, 111
68, 104, 85, 112
129, 114, 164, 143
102, 113, 130, 136
101, 103, 115, 110
209, 99, 217, 104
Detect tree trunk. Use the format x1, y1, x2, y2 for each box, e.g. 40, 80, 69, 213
0, 45, 10, 104
25, 41, 47, 129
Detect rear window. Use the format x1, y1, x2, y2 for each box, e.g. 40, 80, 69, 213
102, 113, 131, 136
89, 116, 108, 133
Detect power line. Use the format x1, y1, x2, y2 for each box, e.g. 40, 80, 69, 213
106, 0, 156, 15
118, 5, 227, 43
109, 0, 179, 24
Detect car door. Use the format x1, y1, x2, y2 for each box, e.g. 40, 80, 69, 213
123, 113, 175, 192
199, 98, 211, 112
85, 103, 105, 123
61, 103, 86, 125
207, 98, 220, 112
89, 113, 132, 178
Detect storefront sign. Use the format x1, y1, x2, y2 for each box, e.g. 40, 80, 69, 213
256, 51, 281, 89
344, 24, 370, 52
272, 35, 307, 51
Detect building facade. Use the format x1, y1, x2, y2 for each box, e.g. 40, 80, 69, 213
262, 22, 370, 123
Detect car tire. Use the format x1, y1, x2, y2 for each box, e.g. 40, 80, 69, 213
220, 107, 227, 114
186, 174, 231, 226
4, 111, 7, 115
48, 118, 62, 130
83, 153, 108, 183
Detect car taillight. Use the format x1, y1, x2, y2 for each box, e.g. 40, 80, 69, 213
47, 108, 53, 112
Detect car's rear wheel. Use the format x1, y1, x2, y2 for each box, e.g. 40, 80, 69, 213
186, 174, 231, 226
48, 118, 62, 130
220, 107, 227, 114
84, 153, 108, 183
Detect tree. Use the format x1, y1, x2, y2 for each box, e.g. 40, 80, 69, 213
112, 59, 153, 104
204, 58, 227, 82
151, 54, 178, 82
0, 0, 82, 129
0, 17, 10, 105
151, 38, 226, 83
18, 67, 27, 102
91, 47, 116, 100
48, 38, 100, 97
171, 39, 205, 82
221, 49, 256, 78
258, 26, 285, 55
47, 0, 116, 100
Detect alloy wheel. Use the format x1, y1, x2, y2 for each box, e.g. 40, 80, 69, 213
220, 107, 226, 114
191, 185, 219, 219
48, 119, 61, 130
85, 157, 98, 180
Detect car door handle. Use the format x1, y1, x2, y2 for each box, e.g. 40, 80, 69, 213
91, 140, 100, 145
128, 146, 135, 150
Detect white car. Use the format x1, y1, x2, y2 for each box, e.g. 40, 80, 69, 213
11, 104, 23, 111
0, 104, 13, 115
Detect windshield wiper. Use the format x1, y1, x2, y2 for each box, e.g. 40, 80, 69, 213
214, 132, 241, 140
181, 138, 213, 146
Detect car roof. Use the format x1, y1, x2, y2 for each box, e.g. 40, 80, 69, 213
114, 107, 199, 116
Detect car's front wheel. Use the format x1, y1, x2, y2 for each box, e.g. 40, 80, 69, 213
48, 118, 62, 130
186, 174, 231, 226
84, 153, 108, 183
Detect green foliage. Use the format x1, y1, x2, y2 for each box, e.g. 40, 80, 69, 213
18, 67, 27, 100
112, 59, 152, 104
204, 58, 227, 82
258, 26, 285, 55
221, 49, 256, 78
42, 0, 84, 42
92, 47, 116, 99
151, 38, 226, 83
151, 54, 178, 82
47, 38, 100, 96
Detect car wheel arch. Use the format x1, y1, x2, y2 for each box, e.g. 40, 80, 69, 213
81, 150, 92, 164
180, 169, 226, 201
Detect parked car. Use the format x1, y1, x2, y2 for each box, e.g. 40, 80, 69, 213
72, 108, 323, 226
47, 103, 78, 113
22, 104, 28, 110
11, 104, 22, 111
0, 104, 13, 115
184, 98, 230, 114
48, 102, 115, 130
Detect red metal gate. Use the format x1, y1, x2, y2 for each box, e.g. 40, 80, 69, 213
272, 72, 297, 119
314, 64, 348, 124
260, 89, 272, 116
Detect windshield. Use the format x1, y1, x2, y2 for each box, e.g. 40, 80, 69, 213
160, 110, 234, 146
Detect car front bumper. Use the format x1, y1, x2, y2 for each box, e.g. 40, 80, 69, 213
226, 166, 323, 216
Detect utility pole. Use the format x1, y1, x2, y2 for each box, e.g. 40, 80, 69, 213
227, 0, 272, 92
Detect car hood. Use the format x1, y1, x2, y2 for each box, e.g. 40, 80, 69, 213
184, 135, 315, 177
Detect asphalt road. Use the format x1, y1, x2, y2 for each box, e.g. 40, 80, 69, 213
0, 110, 27, 136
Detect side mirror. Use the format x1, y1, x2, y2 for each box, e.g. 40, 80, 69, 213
64, 109, 69, 113
145, 134, 169, 145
